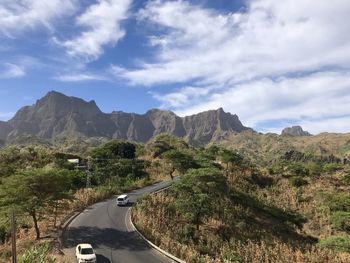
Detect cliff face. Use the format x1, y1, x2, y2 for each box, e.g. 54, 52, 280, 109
183, 108, 250, 144
0, 91, 251, 144
7, 91, 116, 140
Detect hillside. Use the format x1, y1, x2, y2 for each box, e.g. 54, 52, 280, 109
215, 131, 350, 164
2, 91, 350, 165
133, 137, 350, 263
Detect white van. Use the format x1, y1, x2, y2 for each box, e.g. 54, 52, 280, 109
116, 194, 129, 206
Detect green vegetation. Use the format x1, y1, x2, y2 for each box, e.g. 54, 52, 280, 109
289, 176, 308, 187
319, 236, 350, 252
2, 133, 350, 262
133, 136, 350, 263
0, 168, 74, 239
161, 149, 196, 179
20, 243, 56, 263
331, 212, 350, 232
0, 139, 158, 261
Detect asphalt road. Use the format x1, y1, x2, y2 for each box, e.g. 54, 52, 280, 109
62, 181, 175, 263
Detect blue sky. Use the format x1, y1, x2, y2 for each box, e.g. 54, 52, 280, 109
0, 0, 350, 134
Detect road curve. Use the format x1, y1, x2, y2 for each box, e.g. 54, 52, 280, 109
62, 181, 174, 263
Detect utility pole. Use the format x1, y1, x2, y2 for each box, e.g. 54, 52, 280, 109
11, 210, 17, 263
86, 157, 92, 188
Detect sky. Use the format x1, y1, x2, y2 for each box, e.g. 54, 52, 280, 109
0, 0, 350, 134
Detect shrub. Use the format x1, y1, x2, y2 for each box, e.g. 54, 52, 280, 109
289, 176, 308, 187
307, 162, 323, 177
331, 211, 350, 232
20, 243, 56, 263
0, 225, 9, 244
250, 172, 274, 188
323, 163, 344, 173
321, 192, 350, 212
289, 163, 309, 177
342, 171, 350, 184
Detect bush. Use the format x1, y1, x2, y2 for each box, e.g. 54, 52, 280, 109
319, 235, 350, 252
289, 163, 309, 177
20, 243, 56, 263
0, 225, 9, 244
323, 163, 344, 173
321, 192, 350, 212
250, 172, 274, 188
342, 171, 350, 184
289, 176, 308, 187
331, 211, 350, 232
307, 162, 323, 177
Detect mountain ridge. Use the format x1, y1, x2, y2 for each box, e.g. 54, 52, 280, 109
0, 91, 251, 145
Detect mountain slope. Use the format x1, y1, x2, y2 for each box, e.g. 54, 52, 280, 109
0, 91, 250, 144
183, 107, 250, 145
7, 91, 116, 140
0, 121, 12, 141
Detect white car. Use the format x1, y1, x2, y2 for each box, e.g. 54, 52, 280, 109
75, 243, 96, 263
116, 194, 130, 206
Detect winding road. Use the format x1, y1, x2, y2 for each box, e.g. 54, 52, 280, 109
61, 181, 175, 263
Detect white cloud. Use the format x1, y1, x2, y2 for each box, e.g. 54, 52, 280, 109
158, 71, 350, 134
56, 0, 132, 61
151, 85, 212, 108
0, 0, 78, 36
112, 0, 350, 133
0, 63, 25, 78
116, 0, 350, 86
55, 73, 107, 82
262, 116, 350, 135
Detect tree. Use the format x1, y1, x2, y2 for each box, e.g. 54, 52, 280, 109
203, 145, 221, 160
88, 140, 136, 160
88, 140, 138, 185
219, 149, 245, 181
0, 168, 73, 239
162, 149, 197, 180
171, 167, 228, 231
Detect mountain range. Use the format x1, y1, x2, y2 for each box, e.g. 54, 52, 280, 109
0, 91, 251, 145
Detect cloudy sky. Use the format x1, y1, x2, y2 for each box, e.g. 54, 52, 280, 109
0, 0, 349, 134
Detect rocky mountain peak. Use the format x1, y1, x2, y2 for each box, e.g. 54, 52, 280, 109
7, 91, 115, 139
281, 126, 311, 136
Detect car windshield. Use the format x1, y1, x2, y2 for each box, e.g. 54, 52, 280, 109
118, 197, 126, 201
81, 248, 94, 255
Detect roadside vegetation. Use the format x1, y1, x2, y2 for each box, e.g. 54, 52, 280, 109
133, 136, 350, 262
0, 139, 163, 262
1, 133, 350, 262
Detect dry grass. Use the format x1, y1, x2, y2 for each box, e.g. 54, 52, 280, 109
132, 169, 350, 263
0, 186, 115, 262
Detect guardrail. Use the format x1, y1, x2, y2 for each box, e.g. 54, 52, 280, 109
128, 183, 186, 263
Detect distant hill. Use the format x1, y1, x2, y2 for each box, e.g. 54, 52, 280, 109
216, 130, 350, 164
0, 91, 251, 145
281, 126, 311, 136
